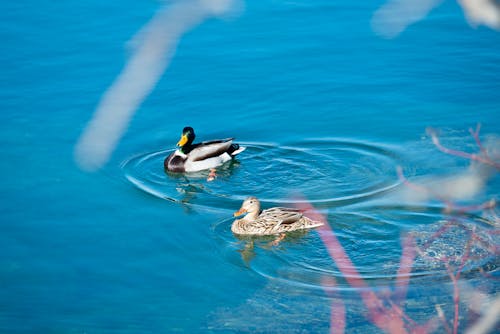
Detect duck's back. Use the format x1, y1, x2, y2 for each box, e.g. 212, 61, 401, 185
187, 138, 234, 162
261, 208, 323, 233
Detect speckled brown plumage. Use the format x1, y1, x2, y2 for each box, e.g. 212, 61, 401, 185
232, 197, 323, 236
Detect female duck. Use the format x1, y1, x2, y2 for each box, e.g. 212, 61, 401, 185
232, 197, 323, 236
164, 127, 245, 173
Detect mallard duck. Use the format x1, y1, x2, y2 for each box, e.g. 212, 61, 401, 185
232, 197, 323, 236
164, 126, 245, 173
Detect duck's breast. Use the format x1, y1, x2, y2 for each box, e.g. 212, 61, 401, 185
165, 152, 186, 172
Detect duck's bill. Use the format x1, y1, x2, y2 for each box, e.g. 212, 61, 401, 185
177, 134, 188, 147
233, 208, 247, 217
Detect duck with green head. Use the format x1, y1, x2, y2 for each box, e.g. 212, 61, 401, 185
164, 126, 245, 173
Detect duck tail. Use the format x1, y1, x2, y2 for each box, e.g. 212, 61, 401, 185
228, 144, 246, 156
308, 220, 324, 229
304, 217, 324, 229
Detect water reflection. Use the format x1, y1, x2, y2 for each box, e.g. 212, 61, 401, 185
234, 229, 313, 266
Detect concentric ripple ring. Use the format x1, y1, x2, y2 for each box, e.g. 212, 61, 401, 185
121, 138, 404, 210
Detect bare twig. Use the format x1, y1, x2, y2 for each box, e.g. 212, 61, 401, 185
293, 124, 499, 333
298, 201, 413, 334
469, 124, 487, 156
322, 277, 346, 334
394, 235, 416, 305
427, 125, 500, 169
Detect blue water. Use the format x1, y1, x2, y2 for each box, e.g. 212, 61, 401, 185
1, 0, 499, 332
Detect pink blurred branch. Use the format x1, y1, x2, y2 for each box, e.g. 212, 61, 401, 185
426, 125, 500, 170
396, 125, 498, 333
299, 201, 415, 334
443, 236, 472, 334
299, 193, 496, 334
322, 277, 346, 334
293, 125, 498, 333
394, 235, 416, 304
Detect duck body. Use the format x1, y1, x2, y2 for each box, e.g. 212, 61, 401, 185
164, 127, 245, 173
232, 197, 323, 236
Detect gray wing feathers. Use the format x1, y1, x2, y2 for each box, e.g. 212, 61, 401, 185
199, 138, 234, 145
263, 208, 323, 232
262, 208, 303, 224
188, 140, 233, 162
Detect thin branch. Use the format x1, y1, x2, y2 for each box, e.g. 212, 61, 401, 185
469, 124, 488, 157
444, 237, 472, 334
322, 277, 346, 334
417, 316, 440, 334
297, 125, 499, 334
388, 300, 418, 328
418, 219, 456, 250
427, 126, 500, 169
298, 200, 414, 334
394, 235, 416, 305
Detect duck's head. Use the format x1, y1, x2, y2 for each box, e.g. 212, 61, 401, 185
234, 196, 261, 219
177, 126, 195, 149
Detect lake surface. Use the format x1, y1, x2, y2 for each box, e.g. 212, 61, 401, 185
1, 0, 499, 333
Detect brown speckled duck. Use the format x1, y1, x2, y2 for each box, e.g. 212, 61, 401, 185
232, 197, 323, 236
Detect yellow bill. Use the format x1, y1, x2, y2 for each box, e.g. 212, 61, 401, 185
177, 134, 188, 147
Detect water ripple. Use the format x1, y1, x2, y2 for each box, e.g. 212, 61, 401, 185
211, 206, 499, 292
121, 138, 403, 209
121, 138, 498, 292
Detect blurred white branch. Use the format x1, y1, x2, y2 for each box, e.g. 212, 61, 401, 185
465, 294, 500, 334
371, 0, 443, 38
74, 0, 237, 171
75, 0, 499, 171
459, 0, 500, 29
372, 0, 500, 38
399, 135, 499, 205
